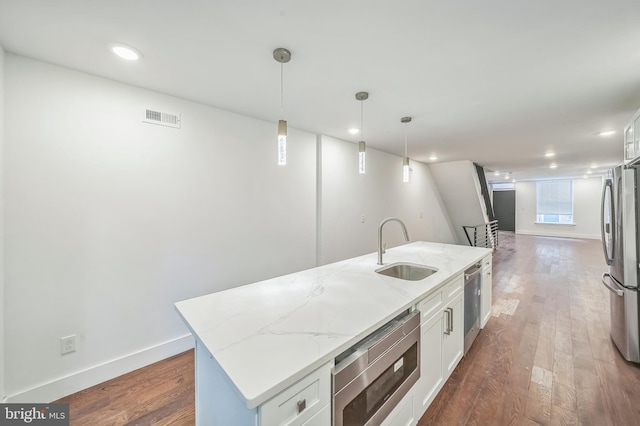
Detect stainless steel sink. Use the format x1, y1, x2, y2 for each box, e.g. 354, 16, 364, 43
375, 262, 438, 281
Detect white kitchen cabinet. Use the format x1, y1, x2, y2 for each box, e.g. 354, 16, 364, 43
300, 404, 330, 426
442, 292, 463, 377
414, 273, 464, 419
480, 254, 492, 328
194, 340, 331, 426
260, 360, 332, 426
380, 393, 415, 426
416, 307, 444, 410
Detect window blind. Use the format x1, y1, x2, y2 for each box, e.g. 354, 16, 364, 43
536, 179, 573, 215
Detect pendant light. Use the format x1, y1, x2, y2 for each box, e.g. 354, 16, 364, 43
401, 116, 412, 182
273, 48, 291, 165
355, 91, 369, 174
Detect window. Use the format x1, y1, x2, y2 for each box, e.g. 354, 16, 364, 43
491, 182, 515, 191
536, 179, 574, 224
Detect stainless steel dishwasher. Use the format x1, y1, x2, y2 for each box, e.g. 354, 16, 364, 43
464, 262, 482, 355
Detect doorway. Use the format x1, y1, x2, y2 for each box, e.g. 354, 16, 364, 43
493, 190, 515, 231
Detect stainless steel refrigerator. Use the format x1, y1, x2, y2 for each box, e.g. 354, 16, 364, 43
601, 164, 640, 363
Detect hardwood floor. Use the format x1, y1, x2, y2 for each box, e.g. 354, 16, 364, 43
55, 232, 640, 425
420, 232, 640, 426
54, 350, 195, 425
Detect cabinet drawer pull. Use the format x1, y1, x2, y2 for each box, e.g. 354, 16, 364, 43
297, 398, 306, 414
444, 309, 451, 335
447, 307, 453, 332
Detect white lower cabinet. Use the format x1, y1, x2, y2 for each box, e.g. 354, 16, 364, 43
414, 273, 464, 420
442, 292, 463, 377
380, 393, 415, 426
300, 404, 330, 426
417, 309, 444, 410
194, 339, 332, 426
480, 254, 493, 327
259, 361, 332, 426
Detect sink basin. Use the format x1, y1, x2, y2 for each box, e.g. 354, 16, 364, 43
375, 262, 438, 281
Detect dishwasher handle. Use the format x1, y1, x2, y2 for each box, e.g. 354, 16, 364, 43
602, 273, 624, 297
464, 264, 482, 282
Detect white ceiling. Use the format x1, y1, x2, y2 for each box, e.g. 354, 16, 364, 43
1, 0, 639, 182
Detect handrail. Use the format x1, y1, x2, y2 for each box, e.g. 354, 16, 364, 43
462, 220, 499, 249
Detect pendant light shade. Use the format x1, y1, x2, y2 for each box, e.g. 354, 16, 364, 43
274, 48, 291, 165
401, 117, 412, 182
359, 141, 366, 174
278, 119, 287, 165
355, 91, 369, 174
403, 156, 410, 183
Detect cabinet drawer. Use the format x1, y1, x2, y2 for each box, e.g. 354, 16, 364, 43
482, 255, 492, 272
301, 404, 330, 426
260, 362, 332, 426
417, 289, 443, 324
442, 274, 463, 301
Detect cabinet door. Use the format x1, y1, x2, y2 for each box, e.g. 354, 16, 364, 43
381, 394, 415, 426
259, 361, 332, 426
300, 404, 330, 426
416, 311, 444, 416
442, 293, 463, 378
481, 268, 492, 327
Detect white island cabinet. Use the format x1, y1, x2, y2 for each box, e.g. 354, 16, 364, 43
480, 254, 493, 327
413, 273, 464, 418
194, 339, 332, 426
175, 241, 491, 426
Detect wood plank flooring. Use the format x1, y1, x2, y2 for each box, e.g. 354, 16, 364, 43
420, 232, 640, 426
54, 350, 195, 425
55, 232, 640, 425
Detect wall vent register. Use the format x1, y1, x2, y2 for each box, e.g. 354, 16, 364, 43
143, 109, 181, 128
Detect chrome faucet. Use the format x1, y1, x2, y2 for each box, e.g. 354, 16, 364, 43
378, 217, 410, 265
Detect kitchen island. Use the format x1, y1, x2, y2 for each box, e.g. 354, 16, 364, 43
175, 241, 492, 425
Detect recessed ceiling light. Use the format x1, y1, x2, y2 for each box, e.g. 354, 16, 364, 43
583, 175, 588, 178
590, 163, 597, 169
429, 155, 438, 161
494, 171, 500, 176
544, 152, 555, 157
111, 44, 142, 61
348, 128, 360, 135
550, 163, 557, 169
587, 170, 593, 174
598, 130, 616, 137
512, 179, 516, 183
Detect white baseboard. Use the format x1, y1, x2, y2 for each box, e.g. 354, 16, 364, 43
4, 334, 194, 403
515, 229, 600, 240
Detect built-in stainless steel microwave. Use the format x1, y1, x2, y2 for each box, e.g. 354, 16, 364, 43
332, 310, 420, 426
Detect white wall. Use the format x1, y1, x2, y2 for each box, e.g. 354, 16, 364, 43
515, 177, 603, 239
0, 44, 5, 401
429, 160, 488, 245
3, 54, 459, 403
4, 55, 317, 401
318, 136, 456, 264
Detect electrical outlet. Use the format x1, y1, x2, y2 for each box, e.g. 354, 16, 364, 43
60, 335, 76, 355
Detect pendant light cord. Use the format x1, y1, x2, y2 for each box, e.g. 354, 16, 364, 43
360, 100, 364, 140
404, 123, 408, 157
280, 62, 284, 119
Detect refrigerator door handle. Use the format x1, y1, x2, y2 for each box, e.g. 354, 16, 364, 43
601, 178, 614, 266
602, 273, 624, 297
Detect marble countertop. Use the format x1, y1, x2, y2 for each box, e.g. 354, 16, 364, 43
174, 241, 491, 408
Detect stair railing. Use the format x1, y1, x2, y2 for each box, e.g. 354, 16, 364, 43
462, 220, 499, 249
